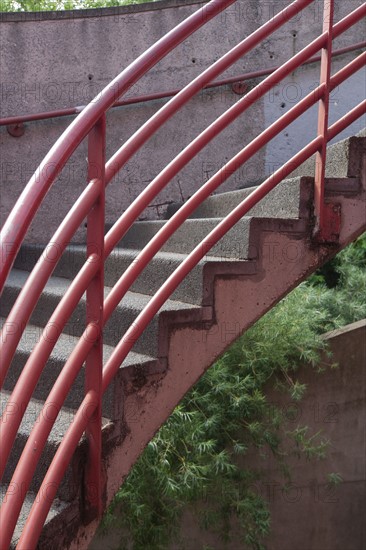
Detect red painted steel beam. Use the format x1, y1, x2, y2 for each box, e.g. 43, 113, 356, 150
84, 115, 106, 519
314, 0, 334, 240
0, 40, 364, 128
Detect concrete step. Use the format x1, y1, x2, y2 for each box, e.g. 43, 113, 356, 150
0, 318, 157, 418
0, 390, 112, 502
117, 216, 254, 258
290, 131, 366, 179
166, 176, 304, 219
14, 245, 256, 305
0, 484, 70, 549
0, 270, 202, 357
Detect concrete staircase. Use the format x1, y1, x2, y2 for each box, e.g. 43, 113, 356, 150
1, 132, 365, 549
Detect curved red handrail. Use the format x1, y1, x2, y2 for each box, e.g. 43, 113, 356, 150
0, 0, 328, 486
0, 0, 365, 547
2, 55, 364, 549
0, 0, 317, 388
0, 0, 235, 292
1, 40, 364, 129
1, 0, 344, 484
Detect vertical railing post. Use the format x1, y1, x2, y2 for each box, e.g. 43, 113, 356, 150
84, 113, 106, 521
314, 0, 340, 242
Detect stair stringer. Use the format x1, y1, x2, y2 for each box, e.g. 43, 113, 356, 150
49, 165, 366, 549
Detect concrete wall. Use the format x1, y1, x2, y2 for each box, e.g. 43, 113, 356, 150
0, 0, 365, 242
89, 319, 366, 549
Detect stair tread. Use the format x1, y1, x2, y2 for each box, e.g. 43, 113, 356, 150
0, 483, 69, 548
0, 388, 111, 452
63, 243, 241, 262
1, 388, 81, 444
109, 247, 240, 262
3, 269, 201, 311
0, 317, 156, 368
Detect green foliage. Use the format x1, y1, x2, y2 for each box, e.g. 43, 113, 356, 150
0, 0, 154, 11
308, 232, 366, 288
101, 233, 365, 549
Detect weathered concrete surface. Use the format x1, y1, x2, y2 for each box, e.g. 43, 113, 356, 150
89, 319, 366, 550
0, 0, 364, 242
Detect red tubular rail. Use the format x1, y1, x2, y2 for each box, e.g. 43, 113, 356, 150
1, 0, 345, 483
84, 114, 106, 518
0, 0, 365, 547
18, 390, 99, 549
0, 0, 236, 292
0, 0, 322, 460
314, 0, 334, 239
0, 40, 364, 128
1, 55, 364, 550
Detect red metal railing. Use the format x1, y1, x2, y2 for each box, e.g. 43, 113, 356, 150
0, 40, 364, 130
0, 0, 365, 547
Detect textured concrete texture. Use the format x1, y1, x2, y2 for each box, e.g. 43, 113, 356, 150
0, 0, 365, 242
0, 268, 203, 356
0, 317, 157, 417
0, 484, 70, 550
1, 388, 81, 501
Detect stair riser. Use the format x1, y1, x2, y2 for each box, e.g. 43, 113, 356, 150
2, 423, 79, 502
170, 177, 303, 219
290, 135, 366, 179
0, 287, 160, 357
14, 247, 205, 305
3, 351, 116, 417
117, 218, 253, 258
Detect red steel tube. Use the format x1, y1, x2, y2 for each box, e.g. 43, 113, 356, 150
0, 40, 364, 128
102, 100, 366, 389
17, 391, 98, 550
314, 0, 334, 237
0, 177, 103, 389
0, 255, 99, 481
1, 4, 364, 496
105, 0, 318, 185
1, 4, 364, 545
84, 115, 106, 517
0, 323, 100, 550
0, 0, 235, 292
